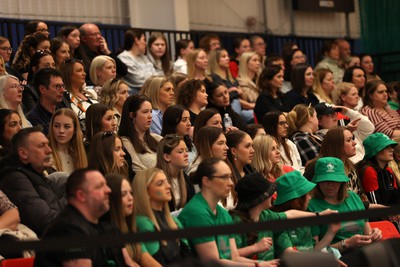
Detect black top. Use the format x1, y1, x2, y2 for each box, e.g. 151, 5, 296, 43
0, 156, 66, 236
34, 204, 127, 267
189, 110, 198, 126
207, 102, 247, 131
27, 102, 54, 135
168, 172, 195, 211
285, 89, 319, 110
254, 91, 290, 122
152, 210, 181, 266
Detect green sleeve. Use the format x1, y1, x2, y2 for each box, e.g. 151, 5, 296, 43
140, 243, 147, 253
136, 216, 159, 255
231, 215, 247, 250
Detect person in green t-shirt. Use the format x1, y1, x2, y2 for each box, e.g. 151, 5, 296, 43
230, 172, 335, 262
308, 157, 382, 255
273, 170, 340, 257
132, 168, 190, 266
179, 158, 279, 267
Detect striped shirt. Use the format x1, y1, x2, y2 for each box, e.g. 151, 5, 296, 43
361, 105, 400, 137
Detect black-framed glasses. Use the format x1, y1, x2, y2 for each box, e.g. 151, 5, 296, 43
278, 121, 288, 126
0, 47, 12, 53
53, 84, 65, 91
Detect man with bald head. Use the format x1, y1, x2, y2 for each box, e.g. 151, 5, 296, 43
336, 38, 351, 65
77, 23, 127, 85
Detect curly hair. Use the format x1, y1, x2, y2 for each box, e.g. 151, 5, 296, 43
176, 79, 205, 108
12, 33, 49, 73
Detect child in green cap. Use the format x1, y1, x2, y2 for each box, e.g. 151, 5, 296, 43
230, 172, 335, 262
308, 157, 382, 256
273, 170, 340, 256
357, 132, 400, 206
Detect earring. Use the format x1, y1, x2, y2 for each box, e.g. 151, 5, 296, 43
234, 154, 238, 161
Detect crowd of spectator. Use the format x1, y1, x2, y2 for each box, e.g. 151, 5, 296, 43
0, 19, 399, 267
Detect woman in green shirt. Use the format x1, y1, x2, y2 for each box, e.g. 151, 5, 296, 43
179, 158, 278, 267
308, 157, 382, 255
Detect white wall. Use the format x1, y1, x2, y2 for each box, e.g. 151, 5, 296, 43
188, 0, 361, 38
0, 0, 130, 24
0, 0, 360, 38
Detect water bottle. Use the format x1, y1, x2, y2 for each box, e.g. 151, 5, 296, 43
223, 113, 233, 129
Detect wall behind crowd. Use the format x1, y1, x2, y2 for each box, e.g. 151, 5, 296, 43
0, 0, 360, 38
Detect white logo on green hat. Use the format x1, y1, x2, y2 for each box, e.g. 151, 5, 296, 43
326, 162, 335, 172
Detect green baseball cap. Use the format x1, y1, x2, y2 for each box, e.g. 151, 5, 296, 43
363, 132, 397, 159
274, 170, 316, 206
312, 157, 349, 183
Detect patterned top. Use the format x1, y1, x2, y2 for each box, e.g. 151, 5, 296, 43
361, 105, 400, 137
291, 131, 324, 166
0, 190, 16, 215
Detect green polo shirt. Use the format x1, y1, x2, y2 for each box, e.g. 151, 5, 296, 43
178, 193, 233, 259
231, 209, 286, 261
308, 191, 366, 244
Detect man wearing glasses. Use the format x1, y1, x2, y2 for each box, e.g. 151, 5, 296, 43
77, 23, 127, 85
27, 68, 69, 135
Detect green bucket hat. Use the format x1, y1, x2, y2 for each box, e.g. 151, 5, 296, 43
363, 132, 397, 159
274, 170, 316, 206
312, 157, 349, 183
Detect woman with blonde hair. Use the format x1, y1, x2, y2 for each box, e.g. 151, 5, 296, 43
0, 74, 30, 128
287, 104, 323, 165
104, 173, 162, 267
208, 48, 253, 124
0, 55, 7, 76
236, 51, 261, 104
208, 48, 238, 89
332, 82, 375, 163
100, 78, 129, 127
186, 49, 208, 81
140, 75, 174, 135
313, 68, 335, 104
89, 55, 117, 95
48, 108, 87, 173
133, 168, 189, 266
252, 134, 292, 182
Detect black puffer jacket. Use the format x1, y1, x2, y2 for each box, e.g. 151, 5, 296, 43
0, 156, 66, 236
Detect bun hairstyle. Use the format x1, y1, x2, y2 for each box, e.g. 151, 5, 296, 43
190, 158, 221, 188
286, 104, 315, 137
